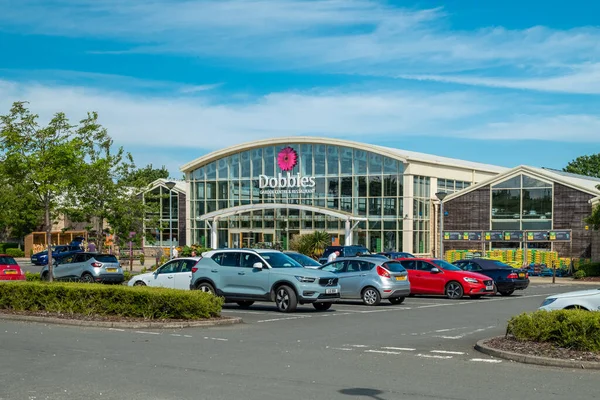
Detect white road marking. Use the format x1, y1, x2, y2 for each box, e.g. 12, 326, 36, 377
470, 358, 502, 363
204, 337, 228, 341
183, 335, 193, 338
365, 350, 404, 355
417, 353, 453, 359
382, 347, 415, 351
108, 328, 125, 332
430, 350, 465, 355
135, 331, 160, 335
256, 316, 309, 323
331, 347, 354, 351
221, 310, 270, 315
434, 326, 496, 340
170, 334, 182, 337
347, 344, 369, 348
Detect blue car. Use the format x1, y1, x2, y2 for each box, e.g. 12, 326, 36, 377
30, 244, 83, 265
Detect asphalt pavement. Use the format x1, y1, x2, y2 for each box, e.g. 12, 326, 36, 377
1, 281, 598, 400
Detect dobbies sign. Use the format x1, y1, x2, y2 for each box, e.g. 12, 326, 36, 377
259, 146, 316, 195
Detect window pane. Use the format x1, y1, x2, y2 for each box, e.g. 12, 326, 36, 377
300, 144, 313, 176
327, 146, 339, 175
218, 182, 228, 200
327, 178, 339, 197
492, 175, 521, 189
383, 176, 397, 197
340, 147, 353, 175
522, 188, 552, 219
341, 198, 351, 213
240, 151, 250, 178
491, 220, 520, 230
217, 158, 228, 180
368, 153, 383, 175
369, 198, 381, 217
369, 176, 382, 197
491, 189, 521, 219
383, 198, 396, 216
206, 162, 216, 180
354, 176, 367, 197
314, 144, 326, 176
523, 175, 551, 188
251, 148, 263, 177
229, 154, 239, 179
341, 177, 353, 197
206, 182, 217, 200
354, 149, 367, 174
193, 167, 205, 180
264, 147, 275, 176
383, 157, 398, 174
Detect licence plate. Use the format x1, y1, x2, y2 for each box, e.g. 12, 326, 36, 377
486, 285, 493, 291
4, 270, 17, 275
325, 288, 339, 294
518, 273, 525, 278
106, 268, 117, 273
395, 276, 407, 281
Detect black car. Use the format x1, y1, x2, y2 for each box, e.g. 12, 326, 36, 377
284, 251, 322, 269
318, 245, 370, 264
379, 251, 415, 260
452, 258, 529, 296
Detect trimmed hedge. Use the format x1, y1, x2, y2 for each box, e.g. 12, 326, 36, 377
25, 272, 41, 281
507, 310, 600, 352
578, 262, 600, 277
0, 243, 19, 253
5, 248, 24, 257
0, 281, 223, 320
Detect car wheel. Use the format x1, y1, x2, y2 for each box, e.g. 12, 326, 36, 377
445, 281, 464, 299
133, 281, 146, 286
236, 301, 254, 308
81, 273, 95, 283
41, 272, 49, 281
275, 285, 297, 313
499, 290, 514, 296
312, 302, 332, 311
470, 295, 482, 299
362, 287, 381, 306
389, 296, 405, 305
197, 282, 215, 295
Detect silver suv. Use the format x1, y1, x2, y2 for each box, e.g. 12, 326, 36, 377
191, 249, 341, 312
40, 252, 124, 284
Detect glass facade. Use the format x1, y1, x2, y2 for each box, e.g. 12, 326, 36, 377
491, 174, 553, 230
437, 178, 471, 194
413, 176, 431, 254
189, 144, 406, 252
144, 186, 179, 247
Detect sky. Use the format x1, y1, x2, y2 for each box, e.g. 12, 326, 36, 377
1, 0, 599, 178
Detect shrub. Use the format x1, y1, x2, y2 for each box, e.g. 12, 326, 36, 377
25, 272, 41, 282
0, 243, 19, 251
578, 262, 600, 277
0, 281, 223, 320
123, 271, 136, 282
573, 270, 587, 280
139, 253, 145, 265
5, 248, 25, 257
507, 310, 600, 352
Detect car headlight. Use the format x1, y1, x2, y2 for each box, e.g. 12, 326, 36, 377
540, 298, 557, 307
463, 277, 479, 283
295, 276, 316, 283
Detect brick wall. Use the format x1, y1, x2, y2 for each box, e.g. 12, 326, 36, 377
178, 192, 187, 246
442, 186, 491, 251
592, 231, 600, 262
552, 184, 593, 258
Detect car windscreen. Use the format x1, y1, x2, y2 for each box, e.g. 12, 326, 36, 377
260, 252, 303, 268
345, 247, 370, 256
432, 259, 462, 271
0, 256, 17, 265
485, 260, 513, 269
383, 261, 406, 273
94, 255, 119, 263
288, 253, 321, 266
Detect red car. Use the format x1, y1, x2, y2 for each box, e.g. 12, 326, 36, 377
0, 254, 26, 281
397, 258, 495, 299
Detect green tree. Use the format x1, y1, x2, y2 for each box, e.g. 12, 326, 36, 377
119, 164, 169, 187
586, 204, 600, 230
0, 178, 43, 245
290, 231, 331, 259
0, 102, 88, 281
564, 154, 600, 178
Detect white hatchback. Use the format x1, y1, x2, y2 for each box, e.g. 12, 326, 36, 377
128, 257, 201, 290
539, 288, 600, 311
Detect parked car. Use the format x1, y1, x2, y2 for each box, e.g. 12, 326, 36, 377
31, 245, 83, 265
452, 258, 529, 296
539, 289, 600, 311
128, 258, 200, 290
379, 251, 415, 259
319, 257, 410, 306
40, 253, 124, 283
398, 258, 495, 299
190, 249, 341, 312
0, 255, 26, 281
318, 245, 370, 264
283, 251, 322, 268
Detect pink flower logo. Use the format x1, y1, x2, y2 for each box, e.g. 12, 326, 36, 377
277, 146, 298, 171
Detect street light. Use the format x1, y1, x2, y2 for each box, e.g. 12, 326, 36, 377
165, 181, 176, 258
435, 192, 448, 259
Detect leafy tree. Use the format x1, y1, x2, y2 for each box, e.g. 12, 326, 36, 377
119, 164, 169, 187
564, 154, 600, 178
0, 102, 89, 281
290, 231, 331, 259
586, 204, 600, 230
0, 178, 43, 245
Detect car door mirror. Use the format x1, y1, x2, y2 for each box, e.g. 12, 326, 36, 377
430, 267, 441, 274
253, 262, 264, 270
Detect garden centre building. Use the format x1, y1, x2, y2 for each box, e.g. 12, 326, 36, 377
179, 137, 506, 255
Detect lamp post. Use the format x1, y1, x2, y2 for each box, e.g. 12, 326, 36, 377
435, 192, 447, 259
165, 181, 176, 258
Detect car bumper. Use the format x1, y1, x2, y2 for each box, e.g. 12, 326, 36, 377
464, 283, 495, 296
299, 291, 341, 303
380, 285, 411, 299
0, 275, 26, 281
496, 280, 529, 292
94, 273, 125, 283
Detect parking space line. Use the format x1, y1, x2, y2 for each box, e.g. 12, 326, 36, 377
470, 358, 502, 363
221, 310, 271, 315
347, 344, 369, 348
417, 353, 453, 359
382, 347, 415, 351
365, 350, 404, 355
330, 347, 354, 351
430, 350, 465, 355
204, 337, 228, 341
256, 316, 310, 323
135, 331, 160, 335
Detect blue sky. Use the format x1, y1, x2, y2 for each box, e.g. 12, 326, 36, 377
1, 0, 599, 177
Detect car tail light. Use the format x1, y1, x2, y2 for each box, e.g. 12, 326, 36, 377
507, 272, 518, 279
192, 267, 198, 273
525, 273, 529, 278
91, 262, 103, 268
376, 265, 390, 278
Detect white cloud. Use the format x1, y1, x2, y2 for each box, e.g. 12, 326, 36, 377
2, 1, 600, 93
